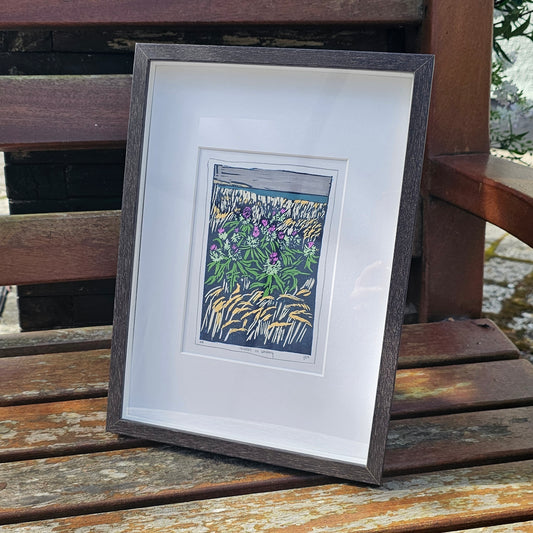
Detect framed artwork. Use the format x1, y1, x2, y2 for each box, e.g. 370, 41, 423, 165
107, 44, 433, 484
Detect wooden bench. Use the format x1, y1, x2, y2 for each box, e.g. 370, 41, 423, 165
0, 321, 532, 529
1, 1, 533, 530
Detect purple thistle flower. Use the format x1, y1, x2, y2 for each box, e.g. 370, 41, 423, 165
218, 227, 226, 234
210, 244, 217, 251
280, 208, 287, 214
261, 219, 268, 227
232, 244, 238, 251
307, 241, 314, 248
234, 227, 239, 233
278, 231, 285, 240
269, 252, 279, 264
242, 207, 252, 219
268, 225, 276, 233
252, 225, 260, 238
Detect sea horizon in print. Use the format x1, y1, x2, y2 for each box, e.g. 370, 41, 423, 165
199, 164, 332, 357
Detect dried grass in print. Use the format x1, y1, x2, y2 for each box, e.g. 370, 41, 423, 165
200, 175, 329, 356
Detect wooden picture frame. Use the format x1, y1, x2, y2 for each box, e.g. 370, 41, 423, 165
107, 44, 433, 484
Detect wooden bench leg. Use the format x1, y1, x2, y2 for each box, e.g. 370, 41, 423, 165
420, 197, 485, 321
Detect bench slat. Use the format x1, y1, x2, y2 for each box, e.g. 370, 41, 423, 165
1, 348, 526, 413
398, 318, 519, 367
0, 326, 113, 358
0, 350, 109, 406
0, 446, 317, 525
0, 76, 130, 151
0, 320, 518, 366
385, 405, 533, 475
429, 154, 533, 248
0, 398, 144, 462
0, 211, 120, 286
2, 460, 531, 531
392, 359, 533, 417
0, 0, 424, 28
2, 396, 531, 475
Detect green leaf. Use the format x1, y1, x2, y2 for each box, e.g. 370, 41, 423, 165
273, 273, 286, 292
205, 275, 218, 285
511, 15, 531, 37
237, 262, 248, 276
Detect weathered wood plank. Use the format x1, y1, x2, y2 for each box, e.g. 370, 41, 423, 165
385, 406, 533, 475
0, 398, 143, 462
1, 346, 527, 413
0, 211, 120, 286
0, 319, 517, 363
392, 359, 533, 418
0, 0, 424, 28
398, 319, 519, 367
0, 75, 130, 151
0, 350, 109, 406
0, 446, 318, 525
0, 326, 112, 357
2, 460, 531, 531
4, 395, 532, 475
429, 154, 533, 248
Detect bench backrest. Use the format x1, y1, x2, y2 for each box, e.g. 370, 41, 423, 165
3, 0, 524, 325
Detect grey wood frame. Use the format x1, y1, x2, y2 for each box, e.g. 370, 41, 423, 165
107, 43, 433, 485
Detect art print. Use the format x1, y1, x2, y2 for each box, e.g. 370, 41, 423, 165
201, 163, 331, 356
185, 150, 346, 372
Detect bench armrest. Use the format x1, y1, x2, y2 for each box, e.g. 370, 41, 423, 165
428, 153, 533, 247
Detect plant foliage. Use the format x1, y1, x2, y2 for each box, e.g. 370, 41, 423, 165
493, 0, 533, 60
491, 0, 533, 162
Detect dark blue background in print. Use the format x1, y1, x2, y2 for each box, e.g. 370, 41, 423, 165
199, 165, 332, 356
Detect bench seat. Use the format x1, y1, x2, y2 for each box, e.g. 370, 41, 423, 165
0, 319, 532, 530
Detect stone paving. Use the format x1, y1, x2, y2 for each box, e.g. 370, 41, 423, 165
0, 155, 532, 363
484, 223, 533, 362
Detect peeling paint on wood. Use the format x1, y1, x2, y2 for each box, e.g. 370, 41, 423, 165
0, 446, 308, 523
0, 398, 143, 461
2, 461, 531, 531
3, 399, 531, 476
0, 314, 530, 530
